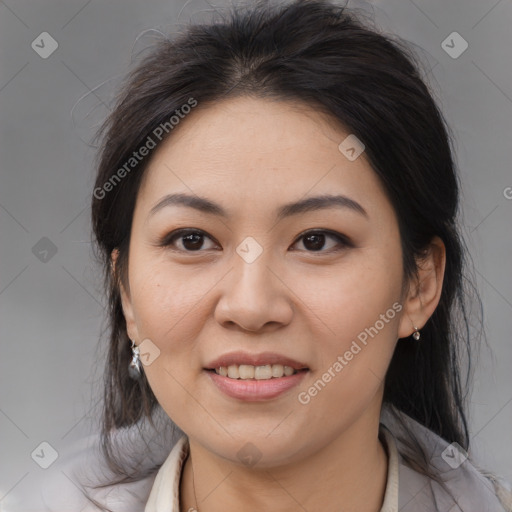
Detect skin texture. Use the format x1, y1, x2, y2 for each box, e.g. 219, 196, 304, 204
113, 96, 446, 512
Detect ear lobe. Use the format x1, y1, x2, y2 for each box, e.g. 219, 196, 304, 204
111, 248, 139, 342
397, 236, 446, 339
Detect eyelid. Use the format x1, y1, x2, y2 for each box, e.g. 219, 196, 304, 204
157, 228, 353, 252
157, 228, 220, 250
291, 229, 353, 253
294, 228, 352, 245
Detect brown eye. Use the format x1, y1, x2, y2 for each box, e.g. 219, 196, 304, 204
160, 229, 218, 252
292, 230, 351, 253
159, 228, 351, 254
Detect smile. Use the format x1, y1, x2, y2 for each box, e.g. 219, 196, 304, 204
205, 368, 309, 401
213, 364, 299, 380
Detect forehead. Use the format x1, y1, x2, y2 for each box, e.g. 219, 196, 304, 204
137, 96, 394, 223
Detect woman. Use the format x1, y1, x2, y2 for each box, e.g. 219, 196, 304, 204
41, 0, 512, 510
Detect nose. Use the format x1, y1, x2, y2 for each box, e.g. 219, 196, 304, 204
214, 250, 294, 334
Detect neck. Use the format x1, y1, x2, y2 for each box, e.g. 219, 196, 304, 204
180, 403, 388, 512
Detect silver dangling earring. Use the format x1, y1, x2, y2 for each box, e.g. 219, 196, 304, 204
412, 326, 421, 341
128, 339, 142, 379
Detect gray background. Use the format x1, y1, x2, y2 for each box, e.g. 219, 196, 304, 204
1, 0, 511, 509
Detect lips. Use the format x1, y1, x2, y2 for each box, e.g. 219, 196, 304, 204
205, 367, 309, 401
204, 351, 309, 371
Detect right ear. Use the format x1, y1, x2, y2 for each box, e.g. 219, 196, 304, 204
111, 248, 140, 342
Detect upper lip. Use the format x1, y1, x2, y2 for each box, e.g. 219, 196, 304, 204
205, 351, 309, 370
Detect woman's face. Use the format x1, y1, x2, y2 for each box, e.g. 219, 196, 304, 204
119, 96, 417, 466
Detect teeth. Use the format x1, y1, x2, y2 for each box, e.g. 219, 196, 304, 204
227, 365, 239, 379
283, 365, 294, 376
217, 366, 228, 377
215, 364, 299, 380
254, 365, 272, 380
271, 364, 284, 377
239, 365, 255, 379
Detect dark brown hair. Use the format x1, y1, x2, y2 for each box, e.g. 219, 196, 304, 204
86, 0, 485, 508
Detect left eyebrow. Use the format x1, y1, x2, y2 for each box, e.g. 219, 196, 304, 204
275, 194, 368, 221
147, 192, 369, 221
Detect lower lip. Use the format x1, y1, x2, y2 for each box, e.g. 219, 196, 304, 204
205, 369, 308, 401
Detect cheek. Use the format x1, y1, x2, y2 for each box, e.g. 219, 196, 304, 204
128, 265, 209, 428
296, 255, 401, 339
130, 260, 211, 343
298, 290, 401, 424
296, 256, 403, 402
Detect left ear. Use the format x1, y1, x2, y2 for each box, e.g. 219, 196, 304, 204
397, 236, 446, 339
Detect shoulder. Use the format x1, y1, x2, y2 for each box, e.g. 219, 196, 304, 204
475, 467, 512, 512
380, 404, 512, 512
31, 426, 180, 512
33, 434, 155, 511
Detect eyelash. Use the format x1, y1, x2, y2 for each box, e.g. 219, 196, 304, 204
157, 228, 353, 254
